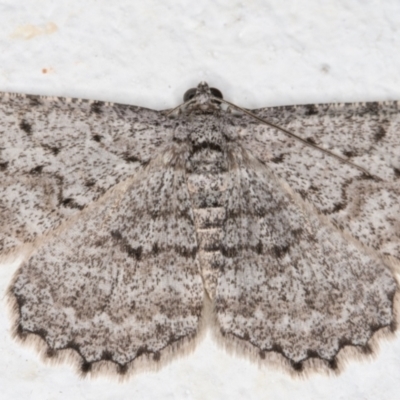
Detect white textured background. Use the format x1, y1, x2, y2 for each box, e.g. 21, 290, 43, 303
1, 1, 400, 399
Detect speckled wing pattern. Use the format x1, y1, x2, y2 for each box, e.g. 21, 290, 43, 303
1, 82, 399, 375
0, 93, 171, 255
216, 146, 396, 370
11, 149, 203, 373
219, 99, 400, 369
240, 102, 400, 261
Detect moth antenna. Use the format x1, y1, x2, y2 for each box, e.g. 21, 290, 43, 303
164, 97, 197, 117
217, 97, 379, 181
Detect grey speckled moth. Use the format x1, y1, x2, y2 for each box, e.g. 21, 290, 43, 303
0, 82, 399, 377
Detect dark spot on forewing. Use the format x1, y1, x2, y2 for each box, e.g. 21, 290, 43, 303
359, 172, 375, 181
94, 238, 106, 247
342, 150, 354, 158
152, 243, 159, 255
92, 134, 103, 142
271, 154, 284, 163
365, 102, 379, 114
90, 102, 103, 114
29, 97, 42, 107
61, 197, 84, 210
304, 105, 318, 116
124, 155, 141, 163
393, 168, 400, 178
0, 161, 8, 171
291, 228, 304, 239
111, 230, 143, 259
43, 144, 61, 155
111, 230, 123, 240
126, 245, 143, 260
272, 244, 290, 258
85, 179, 96, 187
374, 126, 386, 141
297, 189, 307, 200
331, 202, 346, 213
20, 120, 32, 134
30, 165, 44, 174
305, 137, 316, 145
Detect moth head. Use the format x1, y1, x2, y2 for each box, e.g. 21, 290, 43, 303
183, 82, 223, 110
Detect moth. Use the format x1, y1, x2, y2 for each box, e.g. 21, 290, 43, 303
0, 82, 399, 376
